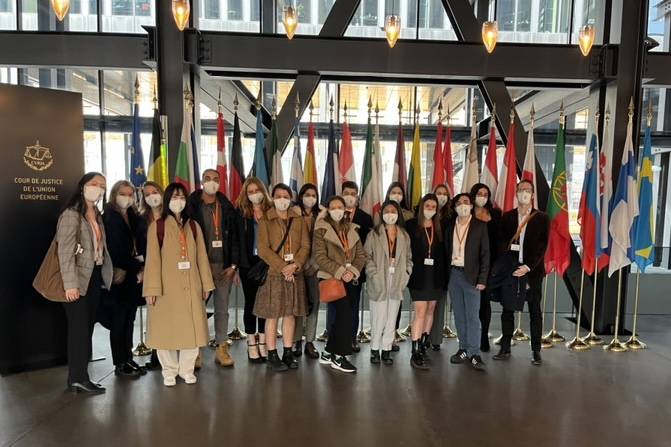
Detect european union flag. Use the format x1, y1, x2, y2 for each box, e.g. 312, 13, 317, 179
129, 102, 146, 187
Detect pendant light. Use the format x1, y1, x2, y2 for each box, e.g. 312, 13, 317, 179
283, 4, 298, 39
384, 1, 401, 49
578, 0, 595, 56
482, 20, 498, 54
50, 0, 70, 21
172, 0, 190, 31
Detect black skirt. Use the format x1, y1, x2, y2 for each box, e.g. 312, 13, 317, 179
410, 266, 442, 301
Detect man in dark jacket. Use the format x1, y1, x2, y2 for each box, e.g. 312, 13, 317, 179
493, 180, 550, 366
187, 169, 240, 367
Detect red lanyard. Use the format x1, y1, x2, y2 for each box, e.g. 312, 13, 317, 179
210, 201, 221, 240
424, 225, 434, 258
387, 230, 397, 260
178, 225, 189, 259
337, 230, 351, 258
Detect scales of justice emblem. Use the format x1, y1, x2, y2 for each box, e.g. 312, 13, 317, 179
23, 140, 54, 171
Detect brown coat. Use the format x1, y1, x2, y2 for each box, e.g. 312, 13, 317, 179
313, 217, 367, 280
257, 207, 310, 276
142, 216, 215, 350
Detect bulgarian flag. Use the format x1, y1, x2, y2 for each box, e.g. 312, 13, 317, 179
360, 114, 382, 220
407, 123, 422, 209
494, 119, 518, 212
175, 96, 199, 192
522, 117, 537, 209
544, 121, 571, 275
481, 121, 498, 202
339, 121, 356, 185
431, 121, 445, 189
303, 121, 318, 188
216, 99, 229, 196
443, 124, 455, 197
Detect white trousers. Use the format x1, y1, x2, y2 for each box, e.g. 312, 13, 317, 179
157, 348, 199, 380
370, 298, 402, 351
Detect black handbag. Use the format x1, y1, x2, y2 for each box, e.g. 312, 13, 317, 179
247, 218, 294, 285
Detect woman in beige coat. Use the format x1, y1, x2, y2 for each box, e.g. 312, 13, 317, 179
143, 183, 214, 387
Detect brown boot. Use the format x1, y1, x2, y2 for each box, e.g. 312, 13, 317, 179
215, 343, 234, 367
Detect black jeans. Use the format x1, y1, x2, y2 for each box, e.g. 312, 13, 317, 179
325, 282, 356, 357
62, 266, 102, 385
479, 291, 491, 348
109, 285, 138, 367
240, 261, 265, 334
501, 277, 543, 353
349, 282, 362, 338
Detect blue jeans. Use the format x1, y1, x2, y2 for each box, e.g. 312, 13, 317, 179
449, 269, 481, 357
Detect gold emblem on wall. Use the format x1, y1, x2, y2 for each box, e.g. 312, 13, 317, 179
23, 140, 54, 171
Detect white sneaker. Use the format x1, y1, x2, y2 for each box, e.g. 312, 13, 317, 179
181, 374, 197, 384
163, 377, 177, 387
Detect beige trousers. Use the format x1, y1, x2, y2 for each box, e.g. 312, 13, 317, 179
157, 348, 199, 380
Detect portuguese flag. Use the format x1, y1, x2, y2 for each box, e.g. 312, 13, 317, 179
544, 122, 571, 275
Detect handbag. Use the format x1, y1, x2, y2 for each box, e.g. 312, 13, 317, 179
319, 278, 346, 303
247, 218, 294, 285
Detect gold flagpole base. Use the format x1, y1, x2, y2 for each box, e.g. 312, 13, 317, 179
394, 330, 407, 343
316, 330, 328, 342
581, 331, 604, 345
543, 329, 566, 343
356, 330, 371, 343
603, 337, 629, 352
400, 324, 412, 337
541, 338, 554, 349
442, 325, 457, 338
512, 328, 531, 341
625, 335, 647, 350
132, 341, 152, 357
208, 338, 218, 348
227, 327, 247, 341
277, 330, 283, 339
493, 335, 516, 346
363, 327, 372, 337
566, 336, 591, 351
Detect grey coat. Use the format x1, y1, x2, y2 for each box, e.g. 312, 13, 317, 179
363, 225, 413, 302
56, 208, 113, 295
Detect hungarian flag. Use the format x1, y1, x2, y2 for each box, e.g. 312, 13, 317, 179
461, 115, 479, 193
392, 122, 407, 199
320, 118, 338, 206
522, 120, 537, 209
431, 121, 444, 189
129, 102, 146, 188
289, 120, 304, 197
443, 125, 455, 197
251, 109, 269, 185
544, 122, 571, 275
481, 122, 498, 202
303, 121, 318, 188
407, 123, 422, 209
216, 101, 229, 196
599, 116, 613, 270
578, 134, 602, 275
147, 106, 169, 189
339, 121, 356, 185
633, 120, 655, 272
175, 97, 199, 192
229, 109, 244, 205
494, 120, 518, 212
360, 114, 382, 220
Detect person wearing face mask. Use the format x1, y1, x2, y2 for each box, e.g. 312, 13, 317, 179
55, 173, 113, 394
292, 184, 322, 359
314, 196, 367, 373
445, 193, 490, 371
363, 201, 412, 365
469, 183, 502, 353
236, 177, 273, 362
102, 180, 146, 379
493, 180, 549, 366
405, 194, 447, 369
385, 182, 414, 222
186, 169, 240, 368
253, 184, 310, 372
143, 183, 214, 386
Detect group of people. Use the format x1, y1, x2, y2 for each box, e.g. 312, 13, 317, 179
52, 169, 549, 394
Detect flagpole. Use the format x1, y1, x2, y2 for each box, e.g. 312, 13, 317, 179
540, 275, 553, 348
543, 272, 565, 343
442, 291, 457, 338
227, 280, 246, 341
132, 305, 151, 357
567, 268, 591, 350
625, 270, 646, 349
357, 98, 373, 345
604, 269, 629, 352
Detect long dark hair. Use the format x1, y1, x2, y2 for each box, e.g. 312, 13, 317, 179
161, 183, 191, 223
324, 195, 349, 232
451, 193, 474, 217
377, 200, 408, 237
297, 183, 320, 217
385, 181, 411, 212
64, 172, 106, 216
469, 182, 494, 211
415, 193, 442, 242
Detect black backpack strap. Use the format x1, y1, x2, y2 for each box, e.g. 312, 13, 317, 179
274, 217, 294, 254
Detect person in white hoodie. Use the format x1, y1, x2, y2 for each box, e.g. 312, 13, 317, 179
363, 201, 413, 365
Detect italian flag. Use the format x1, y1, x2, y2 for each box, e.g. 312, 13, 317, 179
360, 115, 382, 220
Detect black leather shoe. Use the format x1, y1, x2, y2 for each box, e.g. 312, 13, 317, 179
68, 381, 106, 395
127, 360, 147, 376
492, 350, 512, 361
292, 340, 303, 357
381, 350, 393, 365
391, 342, 400, 352
304, 342, 319, 359
282, 350, 299, 370
370, 349, 381, 364
115, 364, 141, 379
531, 351, 542, 366
481, 340, 491, 353
431, 344, 441, 351
267, 350, 288, 372
352, 339, 361, 353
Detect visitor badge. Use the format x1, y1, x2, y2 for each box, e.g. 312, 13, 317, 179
178, 261, 191, 270
452, 256, 464, 265
510, 244, 521, 252
212, 240, 223, 248
284, 253, 294, 262
389, 266, 396, 275
424, 258, 434, 266
253, 248, 258, 256
346, 263, 352, 268
135, 255, 144, 263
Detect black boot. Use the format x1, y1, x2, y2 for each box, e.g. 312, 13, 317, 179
292, 340, 303, 357
381, 350, 393, 365
282, 348, 299, 369
410, 341, 429, 370
370, 349, 381, 364
267, 350, 289, 372
352, 338, 361, 353
420, 333, 431, 362
481, 334, 491, 353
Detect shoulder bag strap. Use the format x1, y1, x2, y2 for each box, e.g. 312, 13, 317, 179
508, 211, 538, 249
274, 217, 294, 254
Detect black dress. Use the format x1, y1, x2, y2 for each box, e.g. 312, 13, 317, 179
406, 218, 447, 301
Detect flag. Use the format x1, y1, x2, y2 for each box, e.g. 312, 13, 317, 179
461, 116, 479, 193
392, 122, 407, 199
147, 106, 169, 189
431, 121, 444, 189
216, 102, 229, 196
289, 121, 304, 197
270, 118, 283, 187
408, 123, 422, 209
598, 117, 613, 270
544, 122, 571, 275
444, 125, 455, 197
633, 122, 655, 271
578, 134, 601, 275
175, 97, 198, 192
481, 123, 498, 201
360, 114, 382, 219
304, 121, 318, 188
229, 109, 244, 205
320, 118, 338, 206
522, 121, 537, 209
608, 112, 640, 277
339, 121, 356, 185
251, 109, 269, 185
129, 102, 146, 187
494, 120, 518, 212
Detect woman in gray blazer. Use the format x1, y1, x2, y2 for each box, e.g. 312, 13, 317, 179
57, 172, 113, 394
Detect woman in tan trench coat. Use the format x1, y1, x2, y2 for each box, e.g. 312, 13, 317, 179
143, 183, 215, 387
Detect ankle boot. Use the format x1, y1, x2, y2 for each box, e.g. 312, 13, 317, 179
420, 333, 431, 362
370, 349, 381, 364
411, 341, 429, 370
282, 348, 299, 369
381, 350, 393, 365
267, 349, 288, 372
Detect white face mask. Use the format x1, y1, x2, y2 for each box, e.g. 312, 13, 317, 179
517, 191, 532, 206
169, 198, 186, 214
382, 212, 398, 225
456, 204, 473, 217
248, 192, 264, 205
343, 195, 358, 209
274, 198, 291, 212
83, 185, 104, 203
302, 196, 317, 209
329, 209, 345, 222
423, 209, 436, 220
203, 180, 219, 195
475, 196, 488, 208
145, 193, 162, 209
389, 193, 403, 204
116, 195, 134, 210
436, 194, 449, 208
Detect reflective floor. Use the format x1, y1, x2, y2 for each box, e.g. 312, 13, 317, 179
2, 312, 671, 447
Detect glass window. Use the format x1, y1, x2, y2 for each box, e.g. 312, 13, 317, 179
135, 0, 151, 16
0, 0, 12, 12
104, 0, 154, 32
318, 0, 335, 24
227, 0, 242, 20
296, 0, 311, 21
406, 0, 417, 29
103, 70, 156, 117
498, 0, 515, 31
363, 0, 379, 26
250, 0, 260, 21
71, 0, 82, 14
112, 0, 132, 15
0, 0, 15, 30
203, 0, 220, 19
516, 0, 531, 32
84, 131, 103, 174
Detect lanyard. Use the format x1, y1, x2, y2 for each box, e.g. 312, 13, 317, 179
455, 217, 471, 250
178, 224, 189, 260
424, 225, 434, 258
337, 229, 351, 258
386, 229, 397, 260
281, 218, 292, 254
210, 201, 221, 240
87, 213, 102, 243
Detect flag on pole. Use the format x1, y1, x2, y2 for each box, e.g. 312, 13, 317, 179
443, 124, 455, 197
481, 120, 498, 202
408, 122, 422, 209
339, 120, 356, 185
175, 91, 199, 192
216, 97, 229, 196
521, 113, 537, 209
360, 106, 382, 220
431, 120, 444, 189
320, 117, 338, 206
633, 117, 655, 272
304, 120, 318, 189
129, 100, 147, 188
598, 113, 613, 270
578, 134, 601, 275
461, 113, 479, 193
270, 116, 283, 187
147, 103, 169, 189
608, 106, 640, 277
289, 120, 304, 197
229, 106, 244, 205
494, 118, 518, 212
544, 119, 571, 275
392, 120, 407, 199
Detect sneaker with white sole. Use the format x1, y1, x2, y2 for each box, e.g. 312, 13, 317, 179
330, 356, 357, 373
163, 377, 177, 387
181, 374, 197, 384
319, 352, 333, 365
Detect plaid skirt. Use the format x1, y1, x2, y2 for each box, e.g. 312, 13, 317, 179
253, 273, 308, 319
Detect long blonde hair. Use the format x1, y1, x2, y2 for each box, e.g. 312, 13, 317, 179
107, 180, 136, 212
236, 177, 272, 219
139, 181, 164, 221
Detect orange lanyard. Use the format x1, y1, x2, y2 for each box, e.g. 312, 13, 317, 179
86, 213, 102, 243
178, 224, 189, 259
210, 201, 221, 240
455, 217, 471, 249
282, 219, 292, 254
424, 225, 434, 258
387, 230, 397, 260
337, 230, 351, 258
